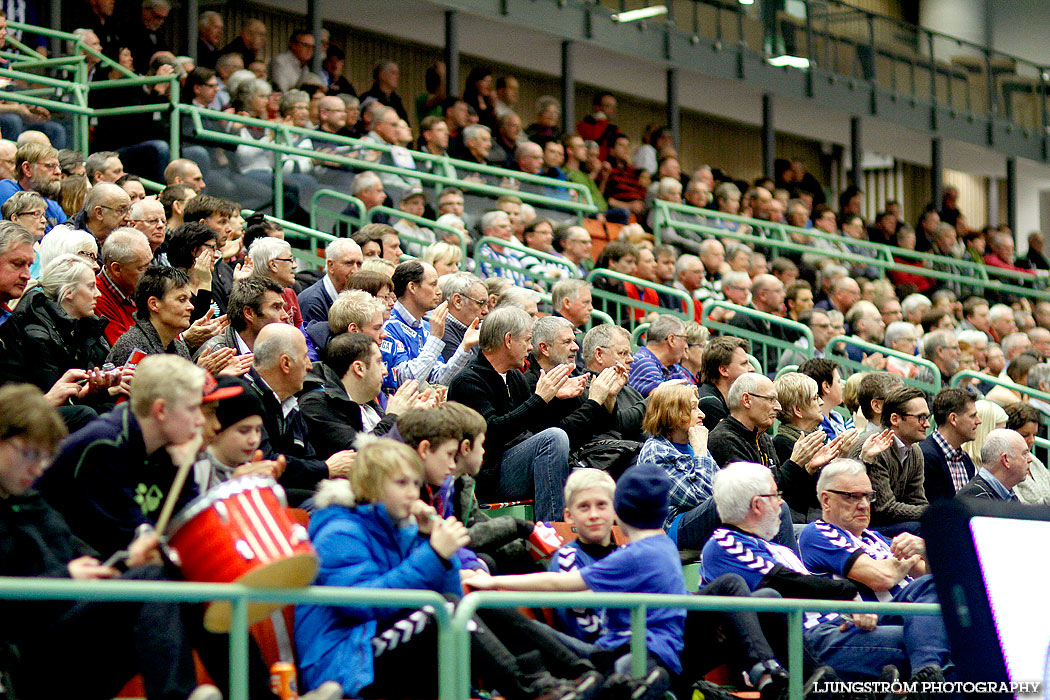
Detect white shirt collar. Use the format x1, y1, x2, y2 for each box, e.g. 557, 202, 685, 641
322, 274, 338, 301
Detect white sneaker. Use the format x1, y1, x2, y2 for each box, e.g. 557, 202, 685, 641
300, 680, 343, 700
187, 685, 223, 700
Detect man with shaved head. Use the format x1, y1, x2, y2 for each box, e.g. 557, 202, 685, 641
164, 158, 206, 193
727, 273, 790, 374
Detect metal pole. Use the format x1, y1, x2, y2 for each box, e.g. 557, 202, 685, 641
186, 0, 199, 61
930, 137, 943, 210
228, 597, 249, 700
850, 116, 862, 187
761, 93, 775, 178
307, 0, 323, 75
49, 0, 62, 55
445, 11, 459, 98
561, 41, 575, 135
666, 67, 680, 147
1006, 156, 1017, 234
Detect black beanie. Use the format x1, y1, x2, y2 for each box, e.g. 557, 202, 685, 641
213, 377, 265, 432
613, 463, 671, 530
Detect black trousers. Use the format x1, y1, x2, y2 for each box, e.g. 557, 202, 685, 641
14, 565, 279, 700
360, 602, 593, 700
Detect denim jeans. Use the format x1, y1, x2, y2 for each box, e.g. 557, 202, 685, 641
877, 574, 951, 673
498, 428, 570, 521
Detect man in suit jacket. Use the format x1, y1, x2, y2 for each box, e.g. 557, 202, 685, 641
957, 428, 1033, 500
919, 388, 979, 502
297, 239, 362, 327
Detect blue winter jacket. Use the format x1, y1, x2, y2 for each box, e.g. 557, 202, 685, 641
294, 500, 462, 695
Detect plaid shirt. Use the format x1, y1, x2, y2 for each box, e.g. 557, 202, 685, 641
638, 436, 718, 528
931, 429, 970, 494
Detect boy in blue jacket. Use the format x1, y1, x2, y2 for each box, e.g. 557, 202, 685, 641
295, 437, 602, 700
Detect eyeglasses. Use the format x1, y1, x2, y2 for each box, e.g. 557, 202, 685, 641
687, 343, 703, 349
901, 413, 931, 423
100, 205, 131, 216
77, 251, 98, 261
462, 294, 488, 307
747, 392, 779, 403
34, 161, 60, 171
275, 257, 296, 263
756, 491, 783, 500
14, 210, 46, 219
827, 489, 878, 504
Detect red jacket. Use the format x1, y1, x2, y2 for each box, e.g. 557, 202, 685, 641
95, 270, 137, 346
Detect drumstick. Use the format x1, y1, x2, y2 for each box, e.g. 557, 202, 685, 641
155, 432, 204, 536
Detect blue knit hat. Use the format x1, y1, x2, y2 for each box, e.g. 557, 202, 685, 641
614, 463, 671, 530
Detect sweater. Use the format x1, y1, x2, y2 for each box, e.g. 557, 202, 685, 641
862, 438, 928, 525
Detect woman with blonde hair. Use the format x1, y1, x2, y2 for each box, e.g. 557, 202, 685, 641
962, 398, 1009, 465
423, 241, 462, 277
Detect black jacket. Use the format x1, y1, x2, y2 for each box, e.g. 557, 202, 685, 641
708, 415, 813, 510
519, 362, 616, 450
244, 368, 329, 500
919, 433, 977, 502
38, 404, 194, 559
298, 362, 397, 459
15, 290, 111, 390
956, 472, 1008, 501
0, 491, 94, 634
698, 382, 729, 430
447, 352, 584, 491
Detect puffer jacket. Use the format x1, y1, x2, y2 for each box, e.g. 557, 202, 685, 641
15, 288, 111, 389
294, 480, 462, 695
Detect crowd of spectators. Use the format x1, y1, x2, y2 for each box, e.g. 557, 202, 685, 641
2, 4, 1050, 700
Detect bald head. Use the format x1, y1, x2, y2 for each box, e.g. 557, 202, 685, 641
16, 131, 50, 148
164, 158, 206, 192
0, 140, 15, 181
85, 183, 132, 240
751, 274, 784, 315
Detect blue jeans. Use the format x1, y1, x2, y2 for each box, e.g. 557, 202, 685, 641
805, 576, 950, 679
117, 139, 169, 183
498, 428, 570, 521
877, 575, 951, 673
0, 114, 67, 149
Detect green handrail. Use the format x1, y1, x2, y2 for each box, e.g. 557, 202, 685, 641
453, 591, 940, 700
585, 268, 694, 324
309, 189, 366, 232
177, 105, 594, 208
827, 335, 942, 394
700, 300, 815, 374
776, 364, 800, 379
474, 235, 581, 290
368, 206, 468, 259
950, 370, 1050, 404
0, 577, 454, 700
654, 200, 1042, 290
631, 323, 651, 350
652, 203, 1042, 302
180, 105, 597, 219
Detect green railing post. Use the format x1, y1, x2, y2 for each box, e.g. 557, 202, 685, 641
229, 596, 250, 700
169, 78, 181, 160
787, 611, 804, 700
629, 606, 648, 678
826, 334, 942, 394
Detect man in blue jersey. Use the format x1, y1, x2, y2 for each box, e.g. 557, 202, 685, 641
702, 461, 946, 693
798, 459, 951, 684
381, 260, 479, 392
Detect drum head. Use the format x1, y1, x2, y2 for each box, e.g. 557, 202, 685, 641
202, 553, 319, 633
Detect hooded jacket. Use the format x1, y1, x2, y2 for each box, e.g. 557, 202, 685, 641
294, 480, 461, 695
298, 362, 396, 459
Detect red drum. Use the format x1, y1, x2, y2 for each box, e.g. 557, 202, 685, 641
166, 475, 319, 632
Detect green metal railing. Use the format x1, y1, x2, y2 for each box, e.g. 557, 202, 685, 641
474, 236, 581, 291
653, 201, 1046, 302
452, 590, 940, 700
368, 206, 468, 260
828, 335, 942, 394
179, 105, 597, 222
585, 269, 694, 326
0, 577, 453, 700
950, 369, 1050, 405
701, 300, 814, 375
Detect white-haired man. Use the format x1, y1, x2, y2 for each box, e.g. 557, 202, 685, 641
956, 428, 1033, 500
248, 237, 303, 328
476, 210, 528, 286
439, 272, 488, 362
702, 462, 947, 687
297, 238, 363, 327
